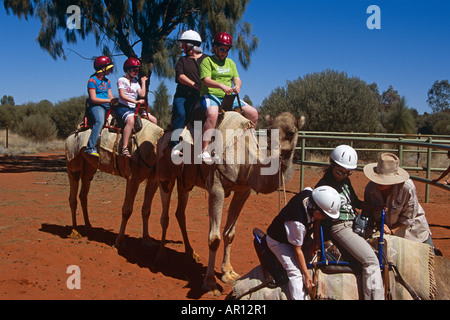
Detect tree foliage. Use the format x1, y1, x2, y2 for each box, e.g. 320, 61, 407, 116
3, 0, 258, 80
260, 70, 383, 133
150, 82, 171, 129
384, 96, 416, 134
381, 85, 401, 112
1, 95, 15, 106
427, 80, 450, 113
51, 96, 87, 138
416, 111, 450, 135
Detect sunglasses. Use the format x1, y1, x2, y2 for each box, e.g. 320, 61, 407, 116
218, 47, 230, 53
335, 169, 353, 177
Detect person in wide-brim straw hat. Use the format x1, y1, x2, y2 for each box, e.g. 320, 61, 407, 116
362, 153, 434, 250
363, 153, 410, 185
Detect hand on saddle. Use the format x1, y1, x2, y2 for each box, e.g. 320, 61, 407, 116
383, 224, 393, 235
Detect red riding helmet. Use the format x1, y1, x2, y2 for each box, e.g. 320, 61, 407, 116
213, 32, 233, 47
94, 56, 113, 73
123, 57, 141, 72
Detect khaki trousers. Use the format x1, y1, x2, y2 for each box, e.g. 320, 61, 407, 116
330, 221, 385, 300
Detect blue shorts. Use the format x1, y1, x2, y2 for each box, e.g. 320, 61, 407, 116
201, 94, 247, 111
113, 104, 135, 123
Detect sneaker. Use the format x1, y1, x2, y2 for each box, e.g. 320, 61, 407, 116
85, 149, 99, 157
198, 150, 214, 165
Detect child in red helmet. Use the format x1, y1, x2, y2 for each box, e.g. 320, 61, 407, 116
85, 56, 118, 157
198, 32, 259, 163
115, 57, 157, 157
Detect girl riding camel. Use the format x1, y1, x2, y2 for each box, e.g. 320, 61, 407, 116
85, 56, 118, 157
199, 32, 258, 164
115, 57, 157, 158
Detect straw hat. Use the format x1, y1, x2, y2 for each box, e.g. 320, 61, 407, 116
363, 153, 409, 185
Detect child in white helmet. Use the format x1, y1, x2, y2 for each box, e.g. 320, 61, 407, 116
170, 30, 208, 159
266, 186, 341, 300
315, 145, 384, 300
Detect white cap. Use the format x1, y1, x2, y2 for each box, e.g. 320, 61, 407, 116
311, 186, 341, 219
330, 145, 358, 170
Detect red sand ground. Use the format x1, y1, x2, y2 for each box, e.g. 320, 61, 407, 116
0, 152, 449, 300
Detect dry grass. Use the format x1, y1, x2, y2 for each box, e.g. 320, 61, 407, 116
0, 130, 65, 156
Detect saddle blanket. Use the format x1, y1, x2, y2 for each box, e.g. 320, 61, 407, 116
65, 118, 163, 162
158, 111, 255, 162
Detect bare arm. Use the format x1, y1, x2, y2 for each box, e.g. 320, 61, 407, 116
432, 165, 450, 184
293, 245, 313, 292
203, 77, 233, 95
119, 89, 145, 105
136, 76, 148, 97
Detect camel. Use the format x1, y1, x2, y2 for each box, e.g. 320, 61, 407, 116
155, 110, 256, 263
197, 111, 305, 295
65, 118, 163, 247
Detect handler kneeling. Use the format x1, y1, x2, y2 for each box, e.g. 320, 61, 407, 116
266, 186, 341, 300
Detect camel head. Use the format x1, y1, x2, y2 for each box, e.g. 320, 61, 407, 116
265, 112, 305, 177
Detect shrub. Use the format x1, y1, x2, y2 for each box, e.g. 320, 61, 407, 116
51, 96, 87, 138
16, 114, 57, 142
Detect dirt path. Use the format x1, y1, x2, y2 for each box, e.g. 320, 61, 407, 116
0, 152, 448, 300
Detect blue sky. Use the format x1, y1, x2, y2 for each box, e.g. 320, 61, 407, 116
1, 1, 449, 114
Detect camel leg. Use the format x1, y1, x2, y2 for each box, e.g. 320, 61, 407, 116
202, 175, 226, 295
67, 166, 82, 239
156, 178, 175, 263
175, 178, 200, 263
115, 176, 141, 248
141, 177, 158, 247
79, 162, 97, 229
221, 188, 251, 284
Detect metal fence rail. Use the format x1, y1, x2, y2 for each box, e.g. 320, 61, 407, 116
293, 131, 450, 202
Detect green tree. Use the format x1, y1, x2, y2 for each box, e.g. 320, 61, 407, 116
381, 85, 400, 112
0, 105, 15, 128
260, 70, 383, 133
427, 80, 450, 113
51, 96, 87, 138
417, 111, 450, 135
384, 97, 416, 134
22, 99, 54, 117
4, 0, 258, 95
1, 95, 15, 106
151, 82, 171, 129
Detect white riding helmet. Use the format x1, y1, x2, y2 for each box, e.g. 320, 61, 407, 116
179, 30, 202, 44
311, 186, 341, 219
330, 145, 358, 170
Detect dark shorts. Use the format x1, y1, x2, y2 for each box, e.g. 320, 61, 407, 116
113, 104, 135, 123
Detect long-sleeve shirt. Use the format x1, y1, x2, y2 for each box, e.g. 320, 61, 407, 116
363, 179, 431, 242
